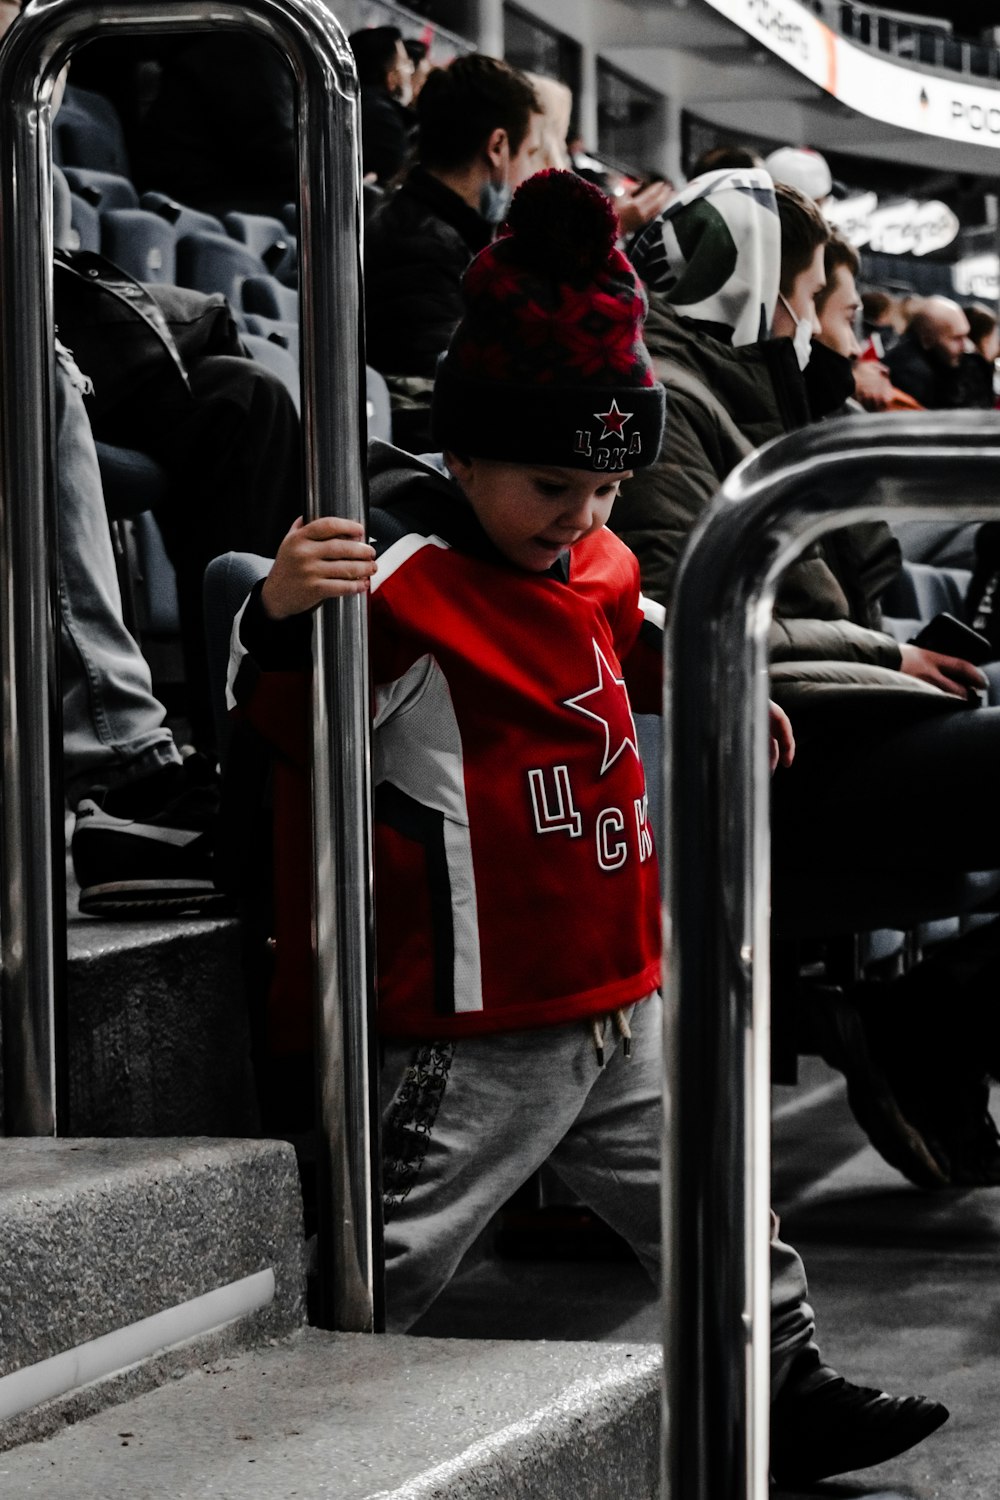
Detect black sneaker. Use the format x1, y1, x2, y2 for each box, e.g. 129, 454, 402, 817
771, 1354, 949, 1487
72, 753, 226, 917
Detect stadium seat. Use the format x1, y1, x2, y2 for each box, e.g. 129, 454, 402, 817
241, 333, 300, 413
242, 274, 299, 323
100, 208, 178, 284
174, 232, 269, 321
224, 212, 292, 271
243, 314, 299, 360
62, 167, 138, 212
140, 191, 226, 238
68, 192, 101, 253
54, 84, 131, 175
366, 365, 393, 444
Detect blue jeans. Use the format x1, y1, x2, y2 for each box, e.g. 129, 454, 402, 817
56, 342, 180, 805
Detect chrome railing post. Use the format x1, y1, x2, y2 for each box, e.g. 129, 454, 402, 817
661, 410, 1000, 1499
0, 0, 378, 1330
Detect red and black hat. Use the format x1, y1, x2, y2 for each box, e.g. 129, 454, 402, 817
432, 170, 665, 472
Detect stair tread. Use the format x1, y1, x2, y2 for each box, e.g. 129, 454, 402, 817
0, 1327, 660, 1499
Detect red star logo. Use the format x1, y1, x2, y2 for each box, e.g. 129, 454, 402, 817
593, 399, 632, 441
563, 641, 640, 775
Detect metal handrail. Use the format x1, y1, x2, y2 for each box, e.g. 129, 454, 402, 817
0, 0, 379, 1331
662, 409, 1000, 1499
819, 0, 999, 83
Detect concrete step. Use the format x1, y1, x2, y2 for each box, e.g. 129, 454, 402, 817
65, 913, 258, 1137
0, 1137, 305, 1452
0, 1327, 661, 1499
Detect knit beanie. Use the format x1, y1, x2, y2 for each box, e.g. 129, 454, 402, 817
432, 170, 665, 472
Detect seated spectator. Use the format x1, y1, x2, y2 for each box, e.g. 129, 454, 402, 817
524, 71, 573, 170
404, 38, 433, 104
364, 54, 542, 453
885, 296, 972, 409
957, 302, 999, 410
861, 287, 904, 354
816, 235, 922, 412
348, 25, 415, 187
616, 168, 1000, 1187
765, 144, 833, 206
55, 341, 218, 916
53, 230, 302, 753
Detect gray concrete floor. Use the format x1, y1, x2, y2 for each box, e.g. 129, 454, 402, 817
414, 1057, 1000, 1498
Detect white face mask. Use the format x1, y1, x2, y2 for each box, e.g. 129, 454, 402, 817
479, 174, 512, 225
779, 293, 814, 371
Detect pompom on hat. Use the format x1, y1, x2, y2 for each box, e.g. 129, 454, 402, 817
432, 170, 665, 472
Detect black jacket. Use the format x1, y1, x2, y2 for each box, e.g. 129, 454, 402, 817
364, 167, 492, 382
885, 333, 962, 410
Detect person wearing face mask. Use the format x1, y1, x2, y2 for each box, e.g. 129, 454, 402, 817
614, 168, 1000, 1198
348, 26, 417, 188
364, 54, 543, 454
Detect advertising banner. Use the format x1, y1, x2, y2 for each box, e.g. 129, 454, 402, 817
701, 0, 1000, 152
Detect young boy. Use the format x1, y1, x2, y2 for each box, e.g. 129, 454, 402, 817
231, 170, 669, 1330
229, 170, 943, 1486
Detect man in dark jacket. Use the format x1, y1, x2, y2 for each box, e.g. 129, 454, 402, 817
364, 55, 542, 453
349, 26, 415, 187
885, 296, 971, 408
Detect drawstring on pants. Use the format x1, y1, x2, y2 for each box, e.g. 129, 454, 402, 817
589, 1008, 633, 1067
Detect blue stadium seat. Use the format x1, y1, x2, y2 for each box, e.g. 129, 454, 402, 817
242, 274, 298, 323
62, 167, 138, 212
140, 192, 225, 239
241, 333, 300, 414
68, 193, 101, 253
54, 84, 131, 175
100, 208, 178, 284
224, 212, 291, 269
243, 314, 299, 360
174, 232, 270, 321
366, 365, 393, 444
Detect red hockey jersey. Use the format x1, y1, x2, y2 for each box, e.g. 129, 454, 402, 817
231, 447, 664, 1040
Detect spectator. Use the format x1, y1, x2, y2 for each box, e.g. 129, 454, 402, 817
765, 144, 833, 205
861, 288, 904, 353
404, 38, 433, 104
53, 233, 302, 755
348, 25, 415, 186
524, 71, 573, 170
617, 167, 1000, 1188
688, 142, 763, 175
55, 341, 219, 916
885, 295, 971, 408
816, 234, 922, 412
364, 53, 542, 452
958, 302, 999, 410
232, 170, 947, 1491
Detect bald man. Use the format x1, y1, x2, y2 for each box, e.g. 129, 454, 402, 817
886, 295, 971, 409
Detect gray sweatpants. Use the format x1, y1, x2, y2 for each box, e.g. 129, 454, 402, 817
380, 992, 815, 1388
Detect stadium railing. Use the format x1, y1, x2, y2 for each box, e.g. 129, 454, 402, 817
0, 0, 377, 1337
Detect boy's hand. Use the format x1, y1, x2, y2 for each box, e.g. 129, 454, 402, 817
262, 517, 377, 620
768, 701, 795, 773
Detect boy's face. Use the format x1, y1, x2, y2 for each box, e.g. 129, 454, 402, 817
447, 456, 631, 572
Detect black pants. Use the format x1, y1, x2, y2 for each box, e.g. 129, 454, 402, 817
772, 701, 1000, 878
